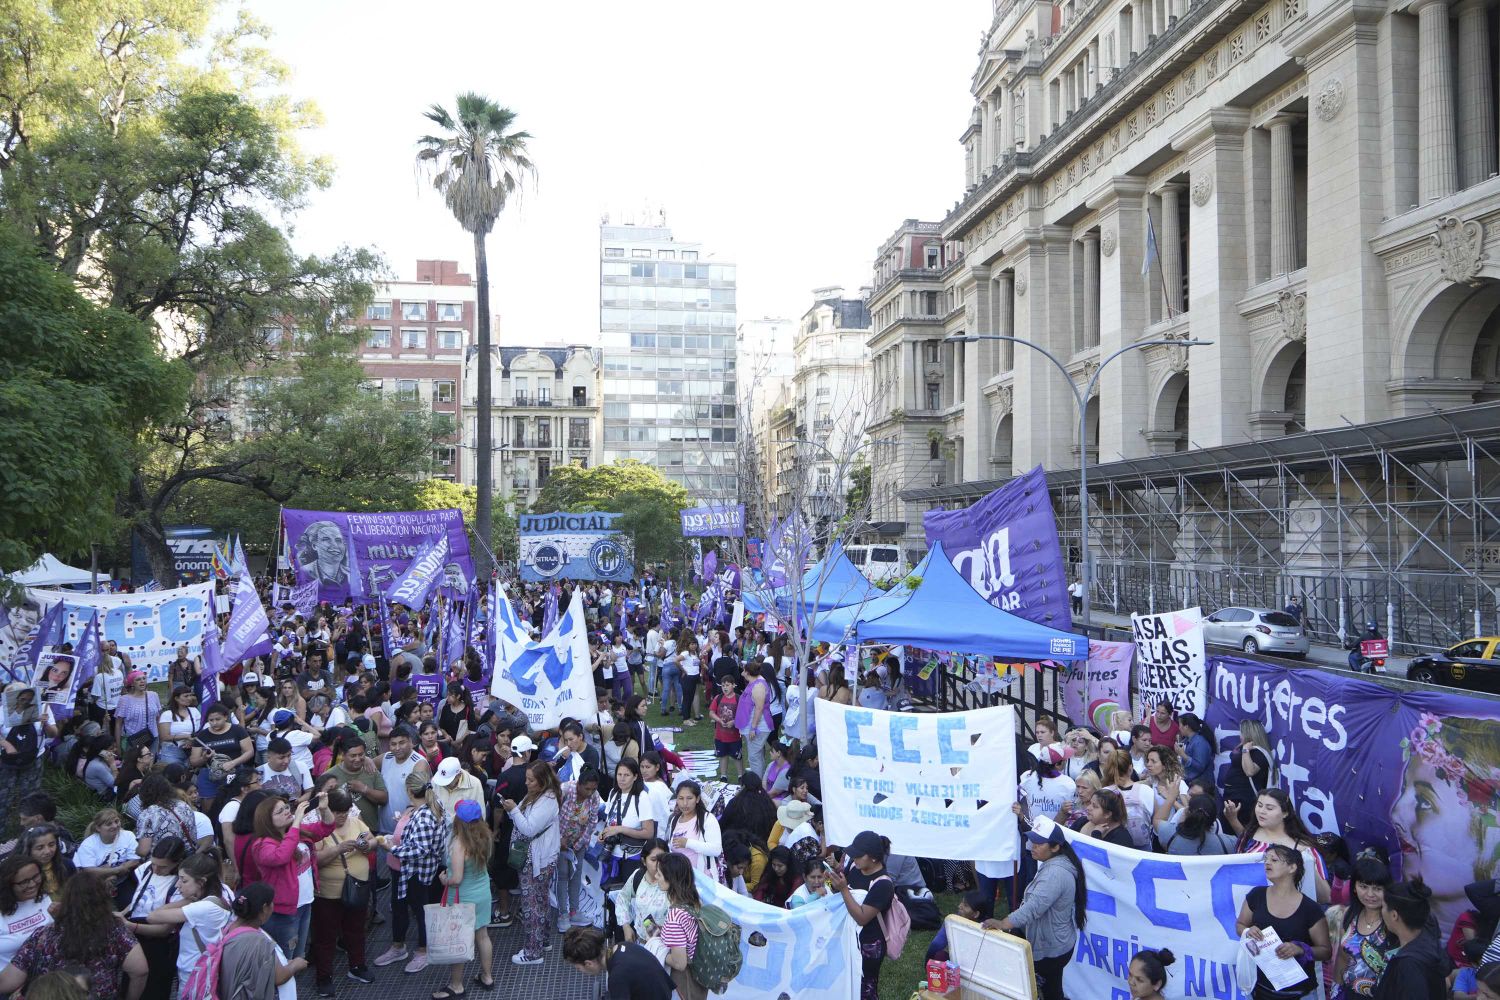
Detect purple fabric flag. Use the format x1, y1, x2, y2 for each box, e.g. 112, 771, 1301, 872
542, 585, 559, 637
21, 602, 65, 676
221, 573, 274, 665
922, 464, 1073, 629
290, 578, 319, 618
282, 507, 476, 605
680, 504, 746, 538
377, 593, 396, 662
197, 622, 225, 711
702, 550, 718, 589
387, 533, 450, 609
443, 600, 466, 669
73, 611, 101, 689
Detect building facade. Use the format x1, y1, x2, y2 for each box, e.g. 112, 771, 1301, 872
351, 259, 475, 482
462, 345, 604, 510
736, 317, 796, 529
598, 222, 739, 502
893, 0, 1500, 650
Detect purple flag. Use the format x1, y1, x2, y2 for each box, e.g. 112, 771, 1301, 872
21, 602, 65, 676
542, 585, 559, 637
923, 464, 1073, 629
443, 600, 466, 668
73, 611, 101, 689
702, 550, 718, 589
198, 622, 225, 711
221, 573, 274, 665
377, 593, 396, 662
765, 516, 812, 589
387, 533, 450, 609
290, 578, 319, 618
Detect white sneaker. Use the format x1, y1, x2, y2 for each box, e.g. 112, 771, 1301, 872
511, 951, 543, 966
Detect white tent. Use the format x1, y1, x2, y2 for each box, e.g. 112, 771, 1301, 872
6, 554, 109, 588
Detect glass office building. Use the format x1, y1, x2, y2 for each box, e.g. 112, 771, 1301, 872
598, 223, 738, 500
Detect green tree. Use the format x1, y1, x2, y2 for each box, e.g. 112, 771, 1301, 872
416, 94, 534, 578
0, 219, 187, 577
531, 460, 690, 567
412, 479, 518, 567
0, 2, 432, 585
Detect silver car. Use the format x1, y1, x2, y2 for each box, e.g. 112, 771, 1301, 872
1203, 606, 1310, 656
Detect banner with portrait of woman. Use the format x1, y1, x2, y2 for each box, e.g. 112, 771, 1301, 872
281, 508, 475, 605
1204, 655, 1500, 937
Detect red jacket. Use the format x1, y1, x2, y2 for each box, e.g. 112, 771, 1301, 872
249, 821, 336, 914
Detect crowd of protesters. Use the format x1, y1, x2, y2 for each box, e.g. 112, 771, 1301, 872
1, 573, 1496, 1000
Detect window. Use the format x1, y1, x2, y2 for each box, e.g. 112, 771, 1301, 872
437, 302, 463, 322
629, 262, 656, 279
437, 329, 462, 350
396, 379, 419, 401
401, 302, 427, 321
572, 385, 588, 406
924, 341, 941, 363
537, 422, 551, 447
925, 383, 941, 409
367, 302, 392, 320
922, 291, 940, 315
260, 325, 283, 346
434, 380, 456, 403
365, 328, 391, 349
926, 245, 941, 268
930, 438, 941, 460
604, 247, 625, 257
657, 249, 676, 259
402, 328, 426, 349
569, 418, 590, 447
360, 379, 381, 396
434, 446, 456, 467
815, 373, 831, 398
631, 248, 652, 258
681, 250, 699, 261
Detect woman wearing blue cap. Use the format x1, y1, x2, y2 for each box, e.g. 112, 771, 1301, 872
984, 818, 1088, 1000
432, 798, 494, 998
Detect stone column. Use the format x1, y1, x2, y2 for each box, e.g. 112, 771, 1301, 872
1134, 0, 1149, 51
1082, 232, 1101, 347
964, 265, 992, 475
1269, 114, 1301, 276
904, 340, 918, 410
1414, 0, 1457, 202
994, 272, 1015, 371
1090, 177, 1151, 459
1158, 182, 1184, 313
1456, 0, 1495, 187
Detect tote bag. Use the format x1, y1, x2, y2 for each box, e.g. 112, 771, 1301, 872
424, 887, 476, 965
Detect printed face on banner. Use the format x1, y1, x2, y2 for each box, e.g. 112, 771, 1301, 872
1131, 607, 1207, 716
1206, 656, 1500, 937
815, 699, 1018, 862
1058, 824, 1267, 1000
282, 508, 475, 604
34, 654, 78, 706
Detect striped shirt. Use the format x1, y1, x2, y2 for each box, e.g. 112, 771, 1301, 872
660, 907, 697, 958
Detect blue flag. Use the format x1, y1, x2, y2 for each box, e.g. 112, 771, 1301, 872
221, 573, 274, 665
542, 585, 559, 638
388, 533, 449, 609
378, 593, 396, 662
73, 611, 102, 689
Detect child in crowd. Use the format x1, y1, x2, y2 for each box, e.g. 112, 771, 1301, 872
710, 676, 742, 781
926, 890, 990, 962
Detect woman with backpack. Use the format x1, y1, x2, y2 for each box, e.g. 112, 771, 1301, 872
657, 853, 709, 1000
143, 851, 232, 999
985, 821, 1088, 1000
214, 882, 308, 1000
828, 830, 903, 1000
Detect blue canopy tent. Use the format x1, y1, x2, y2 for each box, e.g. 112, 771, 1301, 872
808, 549, 932, 644
740, 541, 887, 617
848, 541, 1088, 661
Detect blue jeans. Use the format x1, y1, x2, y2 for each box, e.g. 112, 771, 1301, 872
264, 903, 313, 957
659, 663, 681, 712
553, 849, 585, 926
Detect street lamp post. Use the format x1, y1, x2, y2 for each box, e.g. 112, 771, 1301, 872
946, 333, 1211, 629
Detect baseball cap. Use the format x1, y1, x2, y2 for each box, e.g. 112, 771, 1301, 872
433, 757, 463, 786
847, 830, 885, 861
1026, 816, 1068, 847
240, 672, 260, 686
272, 709, 295, 726
454, 799, 483, 823
510, 734, 537, 757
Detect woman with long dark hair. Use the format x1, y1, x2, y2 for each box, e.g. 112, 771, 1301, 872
1154, 793, 1235, 854
668, 780, 722, 877
1177, 713, 1216, 787
754, 845, 801, 908
144, 850, 233, 997
216, 882, 309, 1000
1331, 851, 1393, 1000
0, 872, 148, 999
986, 823, 1088, 1000
0, 853, 51, 970
719, 771, 776, 845
1235, 844, 1331, 1000
502, 761, 563, 968
657, 853, 709, 1000
1230, 788, 1331, 902
601, 758, 655, 886
156, 686, 201, 766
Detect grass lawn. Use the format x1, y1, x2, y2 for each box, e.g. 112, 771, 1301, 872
641, 699, 972, 1000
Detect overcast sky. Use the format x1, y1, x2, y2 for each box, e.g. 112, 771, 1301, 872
251, 0, 989, 341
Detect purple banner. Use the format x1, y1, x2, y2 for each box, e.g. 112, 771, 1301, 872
765, 516, 812, 590
1204, 656, 1500, 937
282, 508, 475, 605
680, 504, 746, 538
922, 465, 1072, 629
1059, 640, 1135, 732
221, 573, 274, 665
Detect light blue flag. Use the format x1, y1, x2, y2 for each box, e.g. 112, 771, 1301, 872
221, 572, 274, 665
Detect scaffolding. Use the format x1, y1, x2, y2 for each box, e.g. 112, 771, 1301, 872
904, 402, 1500, 655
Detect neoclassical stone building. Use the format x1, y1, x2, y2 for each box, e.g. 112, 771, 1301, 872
891, 0, 1500, 649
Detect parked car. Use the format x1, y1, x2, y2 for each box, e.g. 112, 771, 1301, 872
1203, 606, 1310, 657
1406, 637, 1500, 691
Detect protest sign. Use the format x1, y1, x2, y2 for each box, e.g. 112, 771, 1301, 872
1059, 640, 1135, 730
491, 590, 596, 728
1205, 655, 1500, 936
1131, 606, 1207, 715
923, 465, 1072, 628
517, 512, 633, 582
680, 504, 746, 538
693, 872, 859, 1000
815, 698, 1018, 862
1056, 823, 1266, 1000
27, 582, 214, 683
281, 508, 475, 604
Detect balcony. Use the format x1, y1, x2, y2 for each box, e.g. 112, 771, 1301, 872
567, 438, 590, 449
513, 393, 530, 406
511, 478, 532, 490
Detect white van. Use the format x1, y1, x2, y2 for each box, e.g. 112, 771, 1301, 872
846, 544, 908, 585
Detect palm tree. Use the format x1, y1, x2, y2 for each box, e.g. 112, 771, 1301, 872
417, 93, 534, 575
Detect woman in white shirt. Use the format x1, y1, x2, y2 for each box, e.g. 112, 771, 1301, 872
144, 851, 233, 998
0, 855, 51, 971
157, 686, 202, 766
677, 640, 703, 728
601, 759, 657, 884
74, 808, 143, 885
666, 780, 722, 878
638, 753, 675, 834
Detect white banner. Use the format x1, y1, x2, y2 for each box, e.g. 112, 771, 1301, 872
1130, 606, 1208, 717
1058, 824, 1266, 999
26, 583, 215, 683
815, 698, 1018, 862
694, 871, 859, 1000
490, 589, 594, 728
